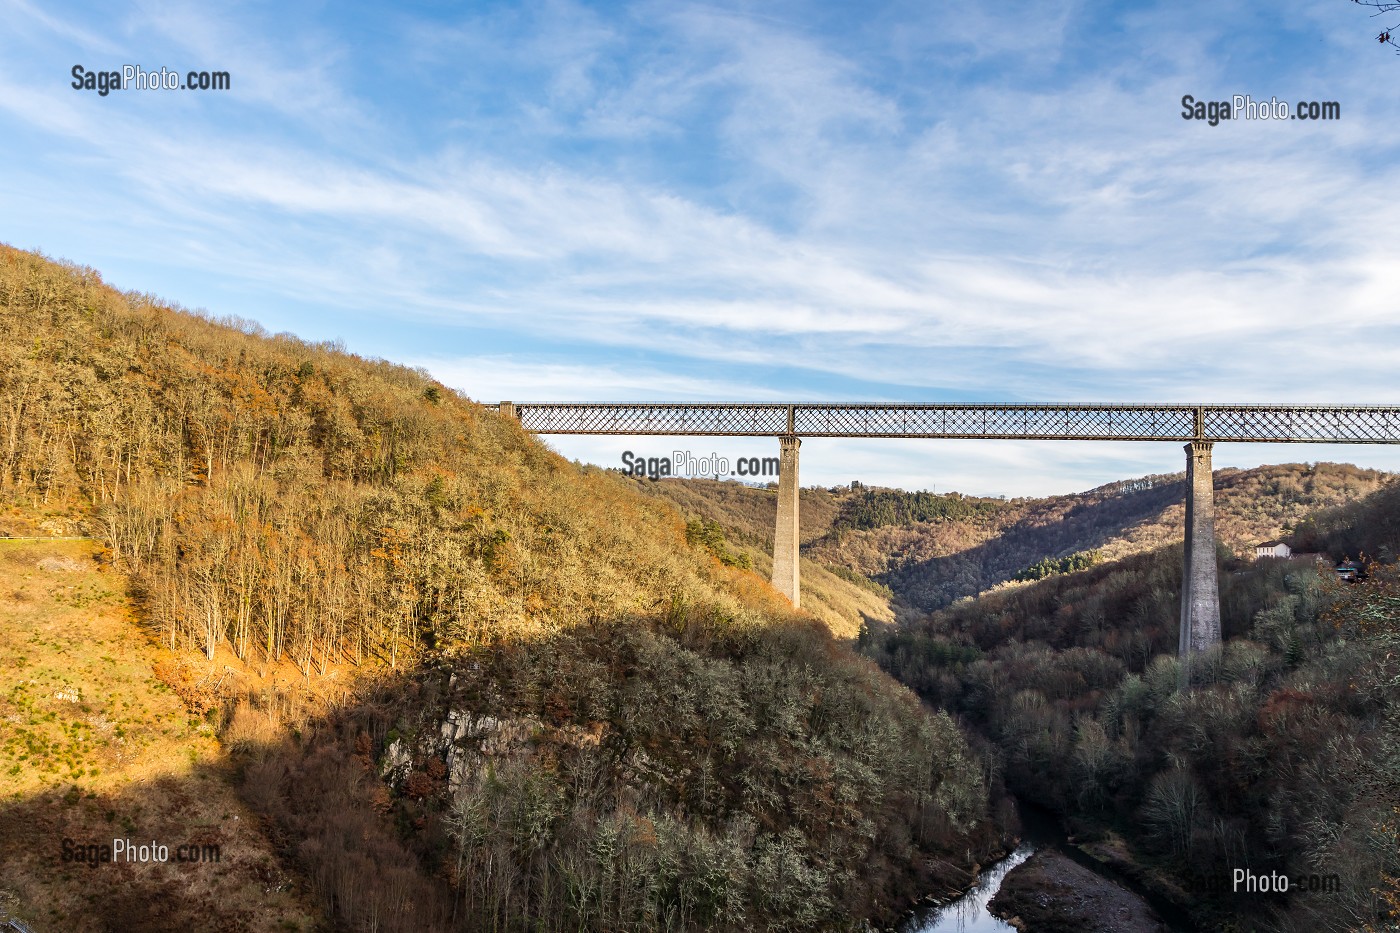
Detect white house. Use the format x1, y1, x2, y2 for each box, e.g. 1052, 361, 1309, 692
1255, 541, 1292, 559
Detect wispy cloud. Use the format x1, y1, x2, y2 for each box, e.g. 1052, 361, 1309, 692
3, 0, 1398, 493
4, 0, 122, 54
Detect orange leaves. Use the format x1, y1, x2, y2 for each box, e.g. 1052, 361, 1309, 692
5, 248, 893, 707
352, 731, 373, 765
404, 769, 439, 800
368, 782, 393, 815
369, 525, 412, 570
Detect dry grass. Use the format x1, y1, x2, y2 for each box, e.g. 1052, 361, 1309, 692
740, 546, 893, 638
618, 477, 894, 637
0, 538, 320, 932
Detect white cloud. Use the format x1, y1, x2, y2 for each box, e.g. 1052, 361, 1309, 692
4, 0, 1400, 494
131, 1, 367, 129
413, 354, 782, 403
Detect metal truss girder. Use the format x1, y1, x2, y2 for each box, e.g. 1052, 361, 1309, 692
509, 403, 1400, 443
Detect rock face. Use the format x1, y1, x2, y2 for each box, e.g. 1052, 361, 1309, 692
988, 849, 1167, 933
377, 670, 606, 799
380, 709, 544, 792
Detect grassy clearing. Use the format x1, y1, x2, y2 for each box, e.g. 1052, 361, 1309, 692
0, 538, 319, 932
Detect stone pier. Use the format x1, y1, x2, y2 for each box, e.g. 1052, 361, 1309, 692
1179, 441, 1221, 670
772, 434, 801, 607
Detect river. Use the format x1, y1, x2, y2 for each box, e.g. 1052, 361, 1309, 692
901, 841, 1037, 933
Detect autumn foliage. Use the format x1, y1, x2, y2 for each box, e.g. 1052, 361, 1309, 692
0, 246, 998, 930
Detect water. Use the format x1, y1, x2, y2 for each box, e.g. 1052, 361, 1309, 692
901, 842, 1036, 933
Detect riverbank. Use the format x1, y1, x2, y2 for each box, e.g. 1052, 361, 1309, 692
897, 798, 1196, 933
989, 849, 1168, 933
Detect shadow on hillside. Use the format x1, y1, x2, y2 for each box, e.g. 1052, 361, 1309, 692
0, 760, 318, 933
880, 463, 1393, 614
0, 613, 1004, 933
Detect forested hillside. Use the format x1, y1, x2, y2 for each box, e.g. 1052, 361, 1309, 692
623, 476, 846, 549
830, 465, 1386, 610
864, 483, 1400, 932
0, 247, 996, 931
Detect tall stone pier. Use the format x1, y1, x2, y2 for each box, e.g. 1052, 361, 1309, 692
1179, 441, 1221, 668
772, 434, 801, 607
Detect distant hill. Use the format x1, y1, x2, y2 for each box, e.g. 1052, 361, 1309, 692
635, 464, 1389, 615
621, 476, 846, 547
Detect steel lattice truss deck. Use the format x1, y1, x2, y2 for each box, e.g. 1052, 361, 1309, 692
507, 403, 1400, 443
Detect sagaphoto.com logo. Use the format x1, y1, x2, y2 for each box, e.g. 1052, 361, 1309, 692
60, 836, 221, 868
72, 64, 230, 97
619, 450, 780, 481
1181, 94, 1340, 125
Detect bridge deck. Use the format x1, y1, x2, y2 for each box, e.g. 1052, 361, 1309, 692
506, 403, 1400, 444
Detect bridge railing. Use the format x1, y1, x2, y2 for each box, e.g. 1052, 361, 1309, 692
507, 403, 1400, 444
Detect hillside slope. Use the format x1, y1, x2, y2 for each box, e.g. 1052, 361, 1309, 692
621, 475, 891, 636
860, 463, 1387, 610
0, 246, 996, 930
622, 476, 845, 548
0, 536, 317, 932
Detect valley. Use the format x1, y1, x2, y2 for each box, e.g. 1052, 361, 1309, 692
630, 461, 1388, 622
1, 247, 1398, 932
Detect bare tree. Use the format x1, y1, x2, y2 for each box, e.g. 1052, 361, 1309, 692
1351, 0, 1400, 52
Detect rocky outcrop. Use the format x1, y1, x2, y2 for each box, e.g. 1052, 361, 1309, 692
379, 672, 604, 796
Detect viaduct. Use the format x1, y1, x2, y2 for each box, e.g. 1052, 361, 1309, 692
499, 402, 1400, 672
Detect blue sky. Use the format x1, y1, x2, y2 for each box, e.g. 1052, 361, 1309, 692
4, 0, 1400, 496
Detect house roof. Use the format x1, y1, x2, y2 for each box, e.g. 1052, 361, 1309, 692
1256, 540, 1287, 548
